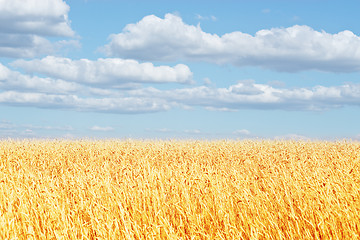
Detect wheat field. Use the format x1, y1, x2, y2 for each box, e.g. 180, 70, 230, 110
0, 139, 359, 239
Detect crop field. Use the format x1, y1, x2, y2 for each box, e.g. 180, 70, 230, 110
0, 140, 360, 239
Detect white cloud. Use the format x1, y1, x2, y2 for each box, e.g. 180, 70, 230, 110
0, 62, 171, 114
204, 106, 237, 112
0, 0, 74, 37
102, 13, 360, 72
12, 56, 193, 85
0, 91, 171, 114
233, 129, 251, 136
140, 83, 282, 109
23, 124, 73, 131
0, 63, 98, 95
230, 80, 264, 95
0, 34, 55, 58
0, 0, 75, 57
90, 126, 114, 131
2, 61, 360, 113
1, 62, 142, 97
195, 14, 217, 21
1, 80, 360, 113
128, 81, 360, 111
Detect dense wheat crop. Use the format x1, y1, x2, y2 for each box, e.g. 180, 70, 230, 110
0, 139, 360, 239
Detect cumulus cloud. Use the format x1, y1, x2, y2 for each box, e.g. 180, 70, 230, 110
0, 91, 171, 114
0, 61, 171, 114
1, 81, 360, 113
11, 56, 193, 85
0, 0, 75, 57
0, 34, 56, 58
128, 81, 360, 111
0, 63, 111, 95
0, 0, 74, 36
102, 13, 360, 72
134, 83, 282, 110
2, 61, 360, 113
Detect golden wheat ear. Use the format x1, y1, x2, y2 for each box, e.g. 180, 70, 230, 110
0, 139, 359, 239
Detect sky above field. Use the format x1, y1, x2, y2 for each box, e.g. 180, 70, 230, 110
0, 0, 360, 140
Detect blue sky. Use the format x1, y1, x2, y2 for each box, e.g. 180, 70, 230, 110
1, 0, 360, 140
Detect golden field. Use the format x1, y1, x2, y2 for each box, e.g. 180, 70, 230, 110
0, 139, 360, 239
